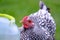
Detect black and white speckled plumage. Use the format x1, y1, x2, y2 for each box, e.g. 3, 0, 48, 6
20, 24, 53, 40
29, 1, 56, 39
19, 1, 56, 40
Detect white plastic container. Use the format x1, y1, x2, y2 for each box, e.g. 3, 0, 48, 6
0, 14, 20, 40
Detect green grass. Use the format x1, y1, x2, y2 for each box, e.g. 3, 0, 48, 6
0, 0, 60, 40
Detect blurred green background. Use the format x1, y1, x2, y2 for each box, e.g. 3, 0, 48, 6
0, 0, 60, 40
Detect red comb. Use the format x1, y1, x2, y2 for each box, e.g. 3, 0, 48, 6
22, 16, 28, 22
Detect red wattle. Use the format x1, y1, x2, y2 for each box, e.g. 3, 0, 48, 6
23, 24, 29, 29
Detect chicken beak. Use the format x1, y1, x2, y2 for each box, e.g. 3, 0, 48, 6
20, 20, 23, 23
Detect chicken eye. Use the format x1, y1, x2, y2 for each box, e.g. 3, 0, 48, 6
28, 20, 32, 23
